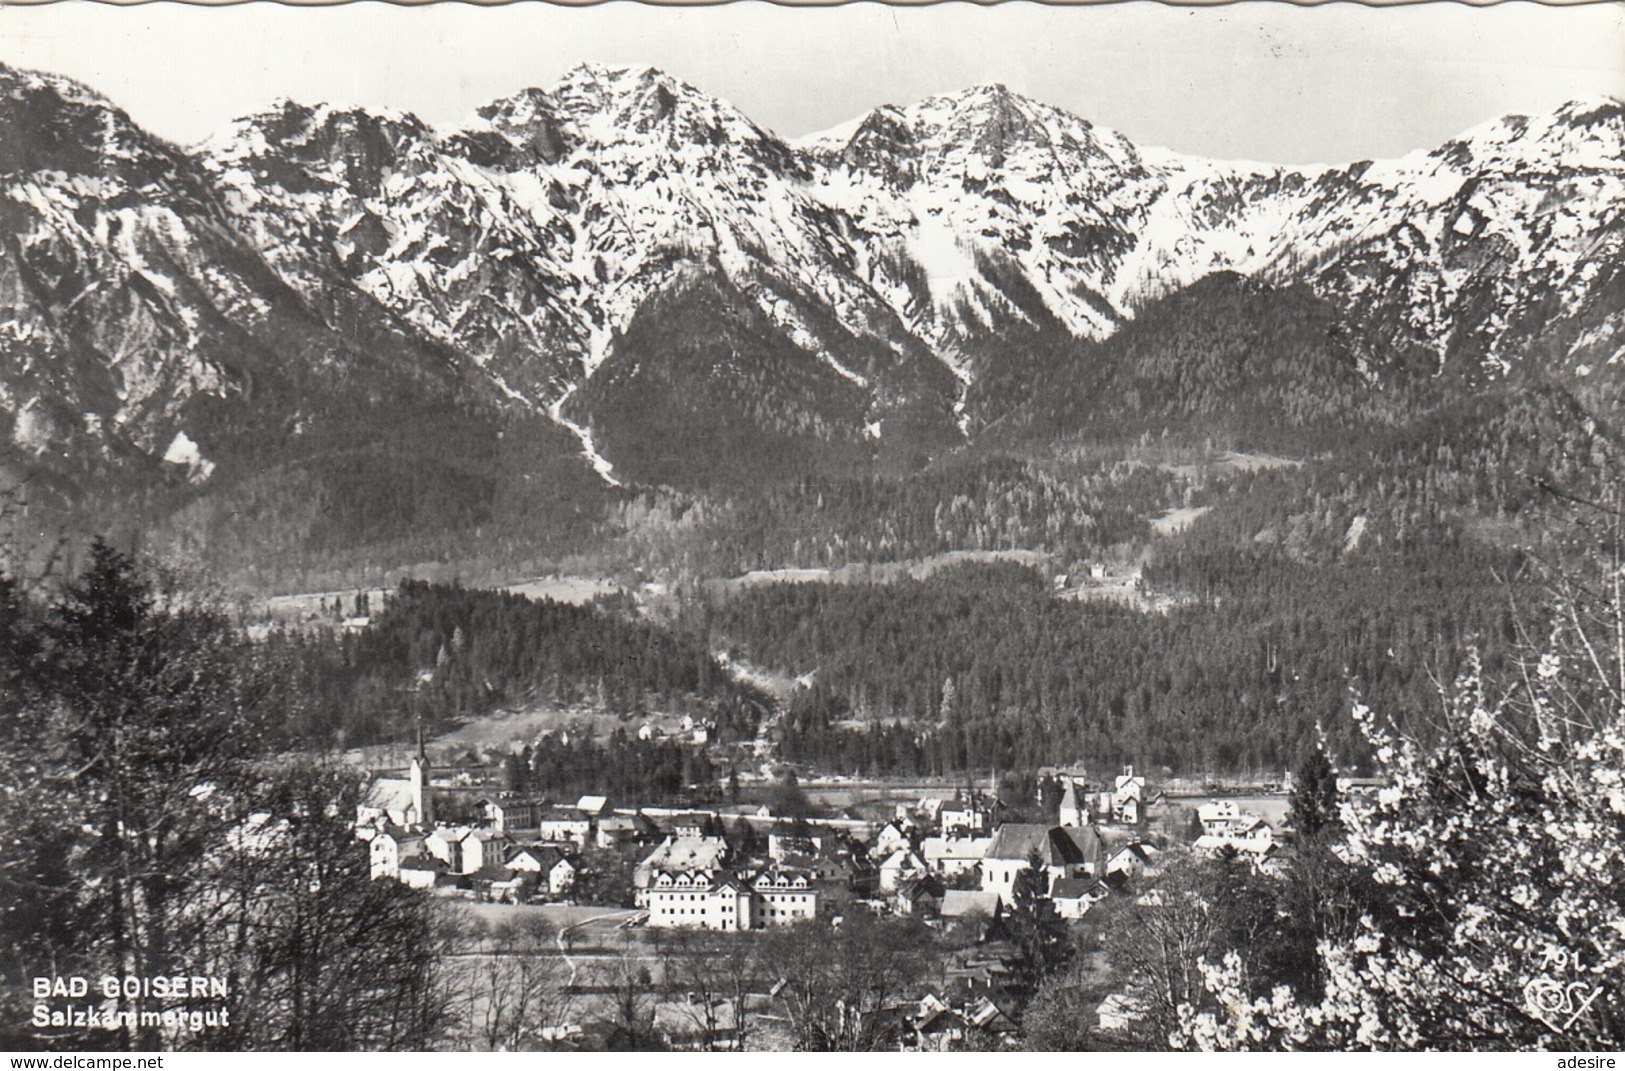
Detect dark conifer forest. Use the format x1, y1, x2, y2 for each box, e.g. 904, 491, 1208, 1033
259, 580, 771, 747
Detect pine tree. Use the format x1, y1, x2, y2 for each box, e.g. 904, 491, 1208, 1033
1006, 849, 1071, 994
1287, 744, 1340, 842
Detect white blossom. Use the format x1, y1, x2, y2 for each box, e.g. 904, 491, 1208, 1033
1175, 626, 1625, 1051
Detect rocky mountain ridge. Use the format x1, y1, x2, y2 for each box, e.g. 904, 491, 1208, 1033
3, 60, 1622, 501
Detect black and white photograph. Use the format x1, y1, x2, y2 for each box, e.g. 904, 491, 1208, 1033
1, 0, 1623, 1053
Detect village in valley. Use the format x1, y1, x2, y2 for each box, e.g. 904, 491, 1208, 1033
13, 2, 1621, 1051
354, 730, 1327, 1050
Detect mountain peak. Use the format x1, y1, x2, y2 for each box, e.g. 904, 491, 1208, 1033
208, 97, 432, 174
1555, 94, 1625, 127
0, 61, 115, 112
0, 61, 187, 180
548, 61, 692, 112
542, 61, 771, 147
965, 81, 1016, 98
559, 61, 665, 85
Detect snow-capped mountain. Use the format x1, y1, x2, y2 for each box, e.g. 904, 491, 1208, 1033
803, 86, 1625, 382
4, 59, 1623, 504
0, 61, 608, 563
1143, 98, 1625, 379
0, 64, 504, 482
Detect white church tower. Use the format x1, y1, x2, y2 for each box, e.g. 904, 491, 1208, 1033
1058, 777, 1085, 827
409, 726, 435, 828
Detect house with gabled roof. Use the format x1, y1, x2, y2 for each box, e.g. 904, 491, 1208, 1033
1050, 876, 1110, 919
1112, 765, 1146, 824
912, 1001, 966, 1052
397, 857, 446, 891
878, 848, 927, 893
921, 835, 992, 877
368, 826, 423, 880
664, 812, 714, 839
1198, 799, 1243, 835
872, 821, 913, 860
594, 813, 657, 849
895, 876, 944, 918
940, 793, 993, 837
940, 889, 1003, 920
472, 866, 536, 904
964, 994, 1017, 1036
1194, 802, 1276, 856
456, 828, 513, 875
980, 823, 1106, 904
424, 825, 474, 870
506, 844, 578, 896
1107, 841, 1163, 880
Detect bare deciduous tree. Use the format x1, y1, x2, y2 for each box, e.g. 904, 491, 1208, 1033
452, 915, 572, 1051
761, 916, 929, 1052
660, 927, 762, 1050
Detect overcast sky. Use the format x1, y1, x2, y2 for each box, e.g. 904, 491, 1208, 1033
0, 1, 1620, 164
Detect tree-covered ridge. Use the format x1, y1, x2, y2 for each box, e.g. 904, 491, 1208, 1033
567, 267, 891, 490
695, 555, 1527, 776
264, 580, 770, 747
980, 273, 1439, 453
608, 450, 1175, 578
1148, 383, 1621, 587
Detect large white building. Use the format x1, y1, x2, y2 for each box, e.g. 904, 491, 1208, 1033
1193, 804, 1276, 856
645, 867, 818, 931
980, 824, 1105, 904
921, 835, 991, 877
635, 835, 731, 904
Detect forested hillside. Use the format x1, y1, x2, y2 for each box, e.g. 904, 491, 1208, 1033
691, 554, 1524, 776
262, 580, 770, 747
606, 450, 1174, 578
978, 272, 1439, 450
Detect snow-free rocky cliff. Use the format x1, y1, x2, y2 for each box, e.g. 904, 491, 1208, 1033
4, 61, 1623, 490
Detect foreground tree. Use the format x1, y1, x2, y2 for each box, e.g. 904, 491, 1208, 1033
1020, 959, 1118, 1050
1005, 851, 1072, 995
197, 763, 450, 1050
1287, 743, 1341, 843
596, 935, 664, 1050
660, 927, 763, 1050
2, 541, 280, 1048
762, 915, 931, 1051
1102, 856, 1222, 1048
1178, 522, 1625, 1049
0, 542, 451, 1050
448, 915, 569, 1051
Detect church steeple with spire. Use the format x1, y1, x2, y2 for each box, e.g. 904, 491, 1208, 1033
409, 721, 435, 828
